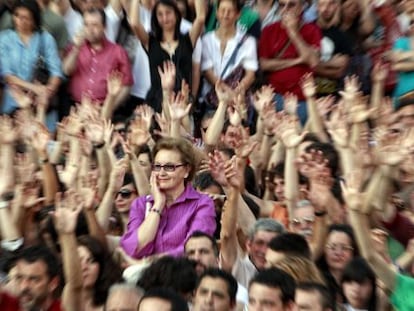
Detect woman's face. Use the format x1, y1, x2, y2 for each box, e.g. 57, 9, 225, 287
217, 0, 240, 28
153, 149, 190, 192
325, 231, 354, 273
78, 246, 100, 288
13, 7, 35, 34
156, 4, 177, 32
343, 279, 373, 309
115, 183, 138, 214
137, 152, 152, 179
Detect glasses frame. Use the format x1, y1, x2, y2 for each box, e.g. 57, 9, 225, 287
152, 163, 186, 172
117, 189, 136, 199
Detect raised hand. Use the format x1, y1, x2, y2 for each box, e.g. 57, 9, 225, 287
371, 61, 388, 83
227, 106, 242, 127
316, 95, 335, 121
168, 91, 192, 121
325, 103, 350, 148
340, 170, 366, 210
158, 61, 176, 92
80, 176, 98, 210
128, 115, 151, 146
109, 157, 127, 189
84, 116, 105, 145
278, 114, 306, 148
215, 80, 235, 104
154, 113, 170, 138
254, 85, 274, 114
224, 156, 241, 189
107, 70, 123, 97
347, 96, 376, 124
30, 122, 51, 153
283, 93, 298, 116
296, 149, 330, 179
208, 150, 228, 187
0, 115, 18, 144
10, 86, 33, 109
135, 104, 154, 130
53, 191, 83, 234
300, 73, 316, 98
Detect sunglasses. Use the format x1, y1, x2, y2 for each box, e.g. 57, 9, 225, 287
117, 189, 136, 199
152, 163, 186, 172
290, 216, 315, 226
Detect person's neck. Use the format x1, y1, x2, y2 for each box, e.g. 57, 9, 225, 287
89, 39, 104, 51
162, 30, 176, 43
82, 288, 95, 308
216, 26, 237, 39
121, 213, 129, 231
165, 184, 186, 206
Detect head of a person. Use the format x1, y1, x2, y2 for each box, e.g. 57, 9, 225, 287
247, 219, 286, 270
341, 0, 360, 23
138, 287, 189, 311
76, 0, 105, 12
295, 282, 334, 311
278, 0, 305, 18
290, 200, 315, 241
12, 0, 41, 34
272, 256, 325, 284
265, 233, 311, 267
151, 0, 182, 41
322, 224, 358, 276
220, 120, 242, 150
137, 144, 153, 179
114, 173, 138, 214
317, 0, 341, 26
137, 256, 197, 301
248, 268, 296, 311
83, 8, 106, 44
14, 245, 60, 310
184, 231, 219, 275
104, 283, 144, 311
200, 110, 215, 141
216, 0, 242, 29
193, 171, 224, 212
305, 142, 339, 177
77, 235, 123, 306
267, 163, 285, 201
152, 137, 197, 191
193, 268, 238, 311
396, 102, 414, 127
341, 257, 376, 311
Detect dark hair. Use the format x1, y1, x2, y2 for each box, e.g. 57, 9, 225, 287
268, 233, 311, 259
84, 7, 106, 26
241, 194, 260, 218
197, 268, 238, 304
77, 236, 123, 306
137, 256, 197, 297
13, 0, 41, 31
139, 287, 189, 311
151, 0, 182, 41
137, 144, 153, 163
122, 172, 136, 188
327, 224, 359, 257
217, 0, 243, 12
16, 245, 60, 279
193, 172, 223, 192
249, 268, 296, 305
185, 231, 219, 257
342, 257, 376, 311
152, 137, 197, 183
305, 142, 339, 177
296, 282, 334, 309
268, 162, 284, 180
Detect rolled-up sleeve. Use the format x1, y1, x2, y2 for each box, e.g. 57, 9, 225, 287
242, 37, 258, 72
120, 197, 150, 257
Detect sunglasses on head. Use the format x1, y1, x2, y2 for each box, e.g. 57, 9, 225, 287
117, 189, 136, 199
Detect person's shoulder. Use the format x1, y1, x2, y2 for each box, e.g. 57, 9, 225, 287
261, 21, 281, 35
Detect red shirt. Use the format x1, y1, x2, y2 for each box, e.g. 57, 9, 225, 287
0, 292, 21, 311
68, 38, 133, 103
259, 22, 322, 100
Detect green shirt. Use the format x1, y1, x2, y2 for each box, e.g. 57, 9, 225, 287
391, 273, 414, 311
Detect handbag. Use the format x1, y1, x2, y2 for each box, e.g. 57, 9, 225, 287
32, 31, 50, 85
205, 34, 249, 108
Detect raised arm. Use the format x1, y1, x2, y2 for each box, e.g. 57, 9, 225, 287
129, 0, 149, 49
189, 0, 206, 47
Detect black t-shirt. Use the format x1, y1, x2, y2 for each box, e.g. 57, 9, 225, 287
146, 33, 193, 112
322, 26, 353, 57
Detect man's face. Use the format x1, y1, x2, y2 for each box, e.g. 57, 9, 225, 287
290, 205, 315, 241
193, 276, 234, 311
278, 0, 303, 17
247, 230, 279, 269
317, 0, 339, 24
272, 177, 285, 202
185, 237, 219, 275
248, 284, 291, 311
83, 11, 105, 44
15, 260, 56, 310
295, 289, 325, 311
221, 125, 240, 149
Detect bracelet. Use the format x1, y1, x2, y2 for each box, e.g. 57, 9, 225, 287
0, 201, 9, 209
264, 132, 274, 137
314, 210, 327, 217
150, 208, 162, 216
93, 142, 105, 149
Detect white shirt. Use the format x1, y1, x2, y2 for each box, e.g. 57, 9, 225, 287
105, 4, 123, 42
200, 29, 258, 97
63, 7, 83, 41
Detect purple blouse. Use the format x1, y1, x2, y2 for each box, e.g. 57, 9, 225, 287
120, 185, 216, 259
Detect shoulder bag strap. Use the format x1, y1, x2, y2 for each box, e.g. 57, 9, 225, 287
220, 34, 249, 79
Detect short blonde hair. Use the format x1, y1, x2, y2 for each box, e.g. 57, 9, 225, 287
274, 256, 325, 285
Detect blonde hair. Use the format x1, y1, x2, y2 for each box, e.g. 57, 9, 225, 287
274, 256, 325, 285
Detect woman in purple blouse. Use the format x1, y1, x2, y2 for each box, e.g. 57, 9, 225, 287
120, 137, 216, 259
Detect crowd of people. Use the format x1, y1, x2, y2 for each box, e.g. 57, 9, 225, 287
0, 0, 413, 310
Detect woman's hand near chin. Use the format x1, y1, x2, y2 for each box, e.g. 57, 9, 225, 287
150, 172, 166, 208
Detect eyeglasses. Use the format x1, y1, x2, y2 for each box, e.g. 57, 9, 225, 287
117, 189, 136, 199
152, 163, 186, 172
291, 216, 315, 227
278, 1, 298, 8
325, 244, 354, 253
